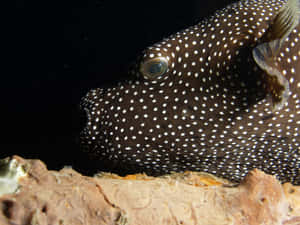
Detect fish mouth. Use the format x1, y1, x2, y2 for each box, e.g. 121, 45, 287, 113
79, 94, 126, 173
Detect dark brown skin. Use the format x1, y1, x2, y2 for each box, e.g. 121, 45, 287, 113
80, 0, 300, 184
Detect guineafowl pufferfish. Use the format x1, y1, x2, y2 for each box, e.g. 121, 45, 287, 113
81, 0, 300, 184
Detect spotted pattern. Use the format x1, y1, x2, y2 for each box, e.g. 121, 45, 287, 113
81, 0, 300, 184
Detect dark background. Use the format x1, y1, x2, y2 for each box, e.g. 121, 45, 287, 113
6, 0, 233, 174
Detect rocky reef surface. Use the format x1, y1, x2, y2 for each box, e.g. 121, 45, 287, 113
0, 156, 299, 225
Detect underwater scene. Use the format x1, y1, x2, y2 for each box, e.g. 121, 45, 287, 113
7, 0, 299, 185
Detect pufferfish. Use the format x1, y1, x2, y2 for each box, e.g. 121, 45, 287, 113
81, 0, 300, 184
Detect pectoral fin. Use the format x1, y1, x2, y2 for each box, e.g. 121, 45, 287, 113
252, 0, 300, 111
252, 40, 290, 111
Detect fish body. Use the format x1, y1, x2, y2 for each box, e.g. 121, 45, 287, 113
81, 0, 300, 184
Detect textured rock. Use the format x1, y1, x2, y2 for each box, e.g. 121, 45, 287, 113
0, 156, 299, 225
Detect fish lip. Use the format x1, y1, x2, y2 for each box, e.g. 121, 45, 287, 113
79, 107, 92, 145
79, 99, 94, 137
79, 89, 105, 145
82, 107, 92, 127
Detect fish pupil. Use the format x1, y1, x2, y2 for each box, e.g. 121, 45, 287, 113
148, 62, 164, 74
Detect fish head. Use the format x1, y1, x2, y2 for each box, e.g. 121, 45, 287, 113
80, 37, 264, 175
80, 0, 300, 182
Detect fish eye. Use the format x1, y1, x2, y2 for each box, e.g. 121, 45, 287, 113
140, 57, 168, 79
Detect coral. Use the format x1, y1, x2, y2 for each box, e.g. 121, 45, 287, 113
0, 156, 299, 225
